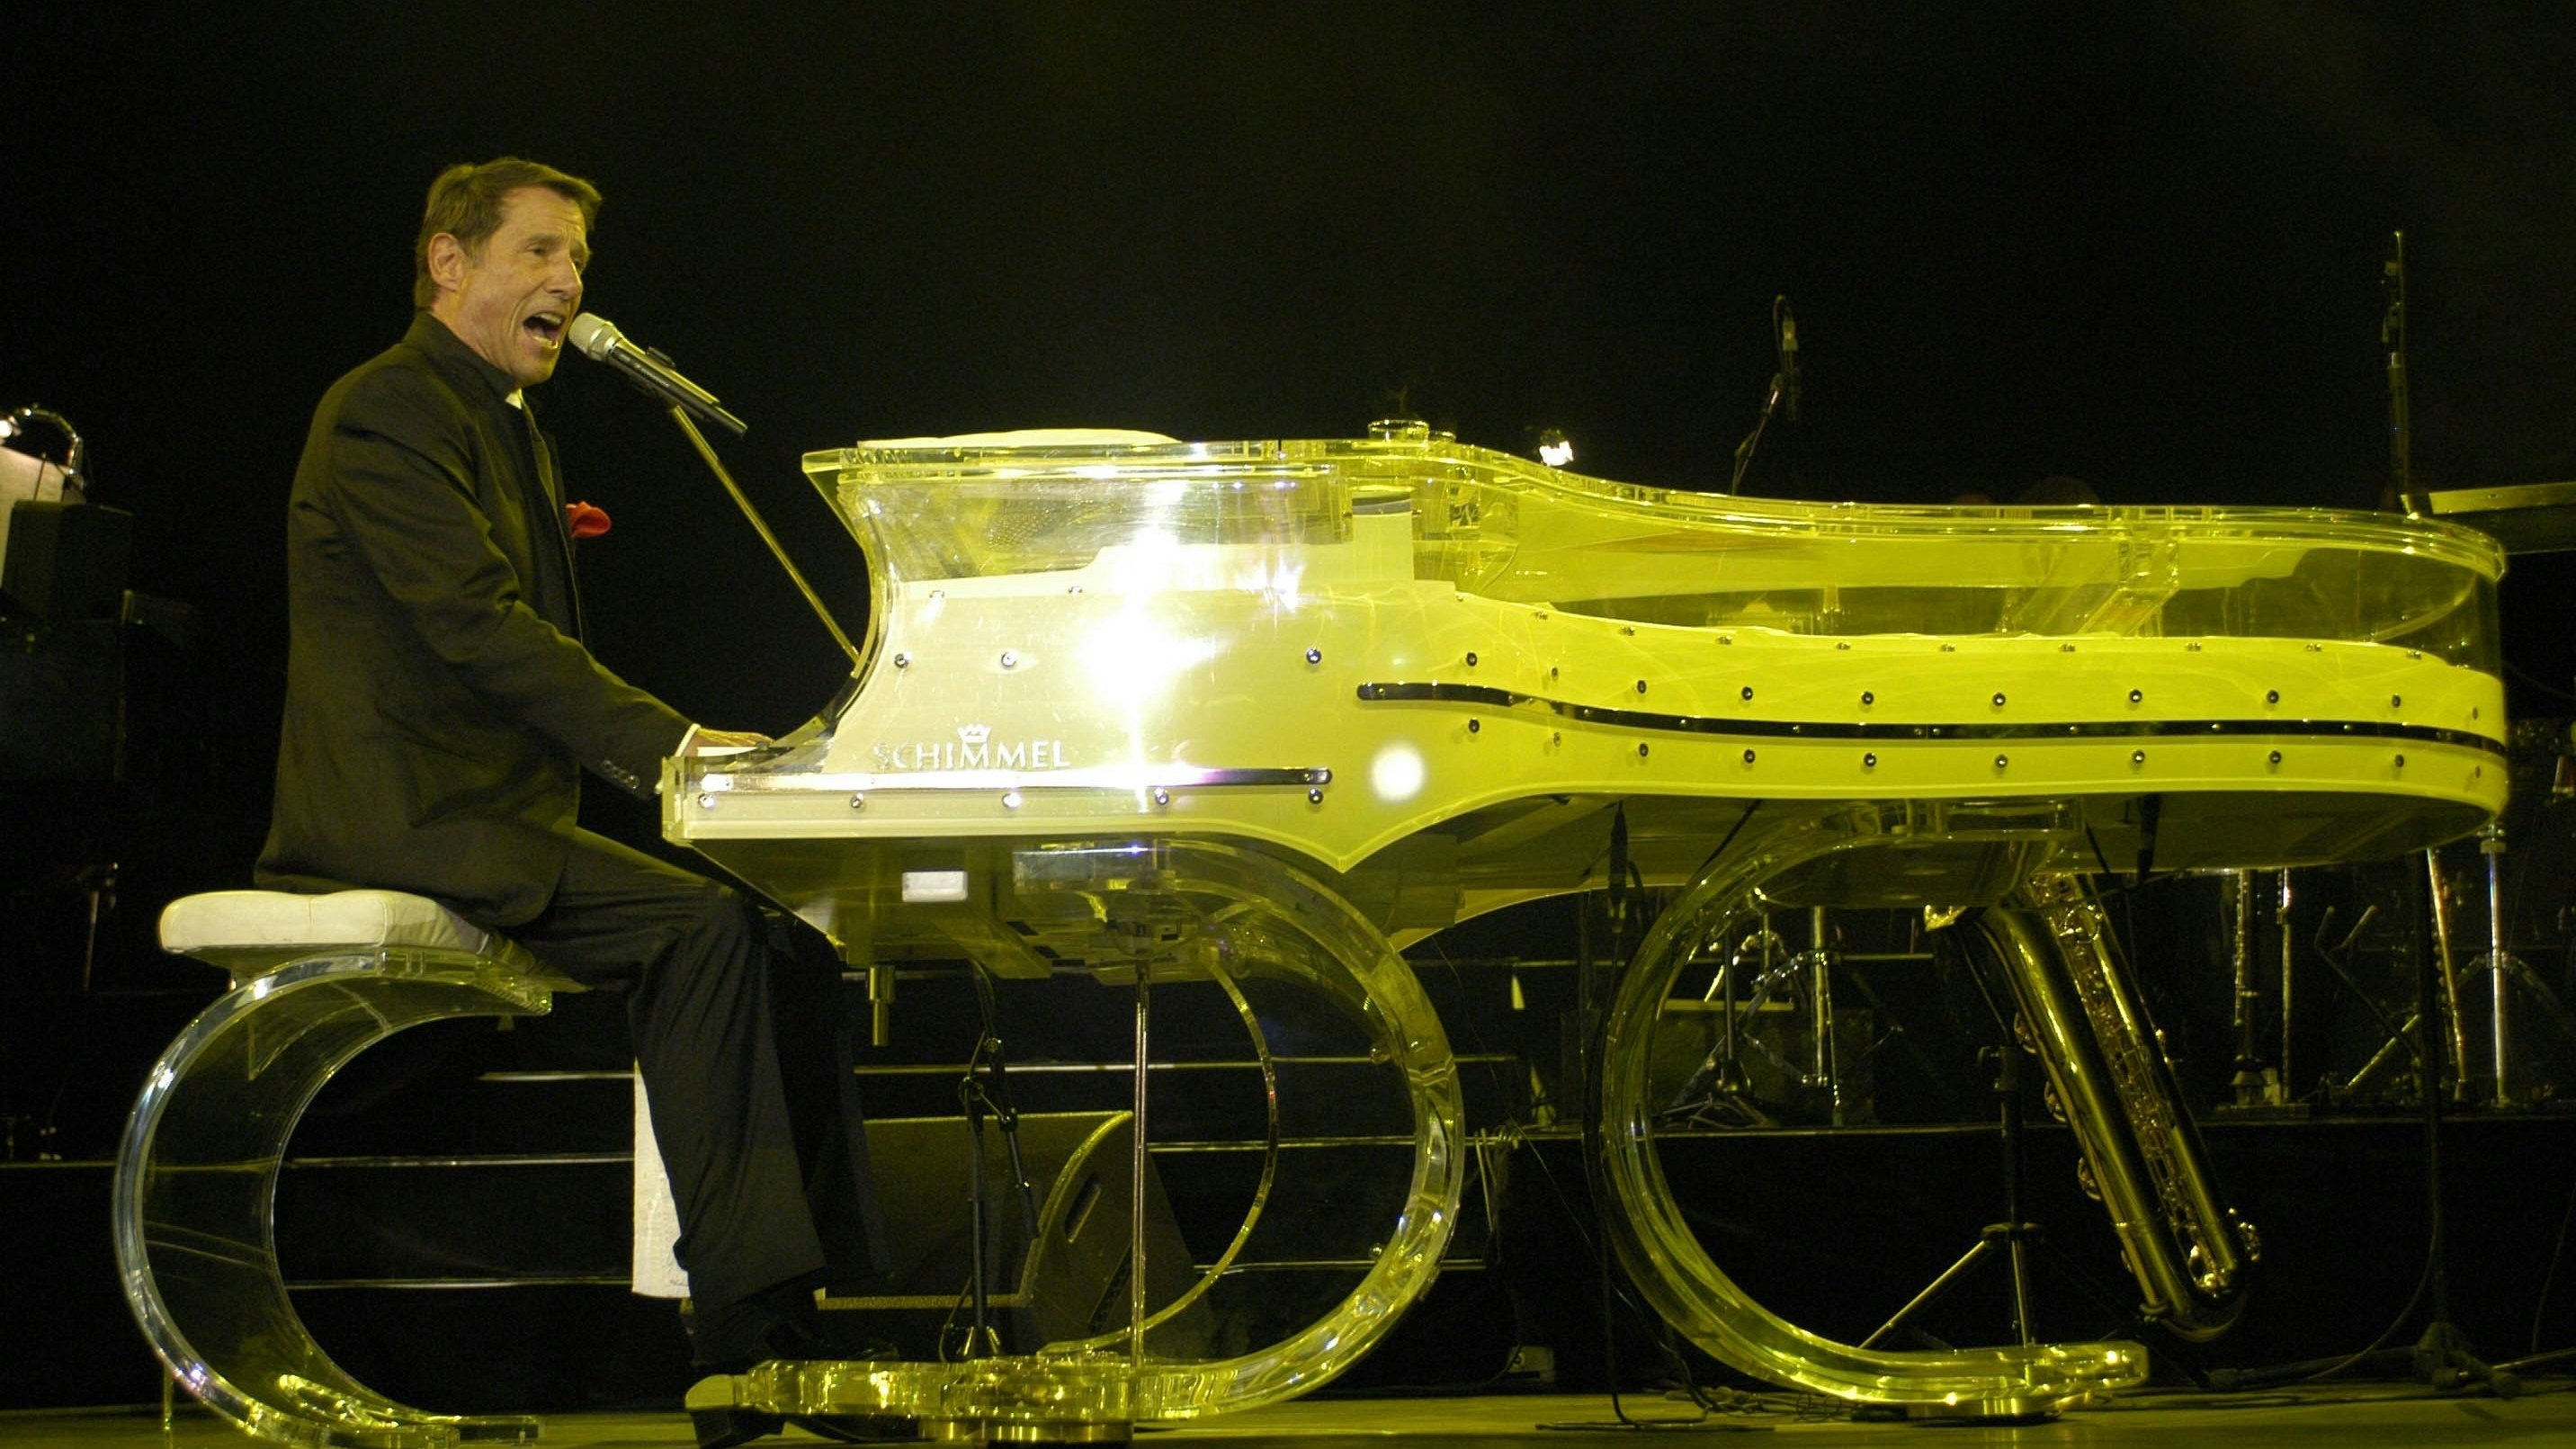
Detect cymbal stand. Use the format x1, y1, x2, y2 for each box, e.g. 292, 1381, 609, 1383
1806, 908, 1845, 1127
2476, 824, 2515, 1105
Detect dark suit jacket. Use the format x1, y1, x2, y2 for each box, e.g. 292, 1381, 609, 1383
256, 312, 689, 926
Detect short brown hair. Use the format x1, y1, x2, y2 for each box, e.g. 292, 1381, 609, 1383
412, 157, 603, 309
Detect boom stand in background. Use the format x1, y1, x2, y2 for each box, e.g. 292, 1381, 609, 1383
958, 965, 1042, 1358
1862, 1042, 2042, 1353
2402, 860, 2518, 1395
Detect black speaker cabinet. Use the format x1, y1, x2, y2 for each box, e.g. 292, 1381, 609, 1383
823, 1110, 1212, 1359
2, 502, 131, 622
0, 616, 121, 780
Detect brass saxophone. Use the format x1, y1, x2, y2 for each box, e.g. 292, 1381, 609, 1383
1977, 873, 2258, 1341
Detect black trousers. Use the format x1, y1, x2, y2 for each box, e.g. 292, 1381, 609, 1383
504, 827, 885, 1313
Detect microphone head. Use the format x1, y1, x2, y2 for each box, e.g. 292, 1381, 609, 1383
565, 312, 622, 361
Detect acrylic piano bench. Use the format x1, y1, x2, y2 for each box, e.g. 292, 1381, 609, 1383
114, 889, 577, 1449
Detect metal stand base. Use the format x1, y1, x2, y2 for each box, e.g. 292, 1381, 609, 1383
1864, 1221, 2042, 1351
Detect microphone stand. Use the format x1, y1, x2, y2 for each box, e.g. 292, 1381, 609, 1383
1728, 297, 1797, 496
957, 963, 1041, 1359
664, 406, 863, 666
2384, 231, 2418, 516
1726, 374, 1787, 496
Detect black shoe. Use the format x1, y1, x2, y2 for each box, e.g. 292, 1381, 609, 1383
685, 1279, 830, 1373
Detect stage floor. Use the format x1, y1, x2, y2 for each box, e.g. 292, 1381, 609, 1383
7, 1384, 2572, 1448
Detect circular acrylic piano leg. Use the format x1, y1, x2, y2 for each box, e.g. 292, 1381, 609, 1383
113, 951, 562, 1448
1593, 802, 2149, 1418
712, 837, 1466, 1439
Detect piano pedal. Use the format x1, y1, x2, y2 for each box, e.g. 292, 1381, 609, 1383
685, 1374, 781, 1449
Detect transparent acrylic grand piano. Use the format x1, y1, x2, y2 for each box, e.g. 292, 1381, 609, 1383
665, 421, 2505, 1434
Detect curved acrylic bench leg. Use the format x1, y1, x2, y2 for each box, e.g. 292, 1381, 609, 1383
708, 837, 1467, 1438
1594, 801, 2150, 1418
113, 950, 561, 1448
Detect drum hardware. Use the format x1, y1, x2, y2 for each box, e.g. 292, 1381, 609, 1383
2389, 862, 2514, 1393
2319, 903, 2424, 1102
2277, 862, 2525, 1391
2473, 823, 2521, 1105
2312, 853, 2473, 1105
1660, 923, 1788, 1128
1660, 908, 1862, 1128
2426, 847, 2474, 1102
1807, 908, 1845, 1128
2456, 819, 2576, 1107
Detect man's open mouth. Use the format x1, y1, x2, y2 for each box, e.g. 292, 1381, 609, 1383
525, 311, 568, 344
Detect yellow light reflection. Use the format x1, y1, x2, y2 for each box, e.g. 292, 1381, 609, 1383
1079, 615, 1219, 704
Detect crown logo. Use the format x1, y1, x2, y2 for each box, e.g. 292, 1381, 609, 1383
957, 724, 991, 747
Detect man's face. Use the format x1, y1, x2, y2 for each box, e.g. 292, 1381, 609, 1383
430, 186, 588, 389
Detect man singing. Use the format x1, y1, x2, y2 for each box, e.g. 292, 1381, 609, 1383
255, 157, 884, 1390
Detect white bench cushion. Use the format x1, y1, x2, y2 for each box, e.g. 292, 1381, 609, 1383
160, 890, 498, 964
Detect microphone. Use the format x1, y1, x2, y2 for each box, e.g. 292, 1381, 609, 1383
1775, 299, 1800, 424
566, 313, 747, 436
